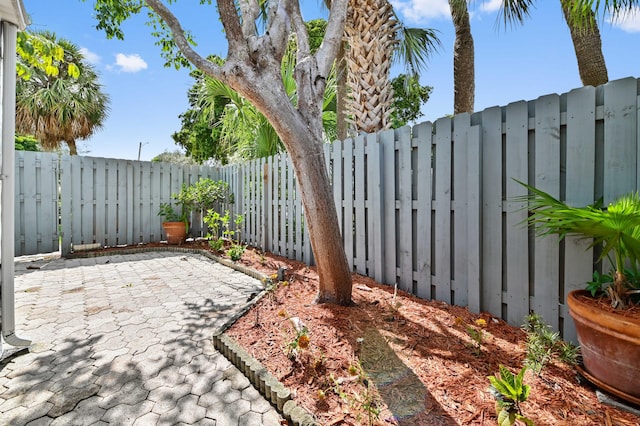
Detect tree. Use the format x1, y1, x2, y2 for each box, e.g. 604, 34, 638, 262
390, 74, 432, 128
449, 0, 474, 114
92, 0, 353, 304
16, 31, 80, 80
560, 1, 608, 86
152, 149, 199, 165
172, 58, 230, 164
16, 31, 110, 155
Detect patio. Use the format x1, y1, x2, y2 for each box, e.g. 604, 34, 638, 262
0, 251, 284, 425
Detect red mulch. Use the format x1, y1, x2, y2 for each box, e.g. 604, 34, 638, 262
92, 242, 640, 425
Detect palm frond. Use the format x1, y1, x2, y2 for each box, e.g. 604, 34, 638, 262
392, 26, 441, 76
515, 180, 640, 272
496, 0, 536, 28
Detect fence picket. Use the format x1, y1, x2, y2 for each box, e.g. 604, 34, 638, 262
466, 125, 482, 313
603, 77, 637, 200
366, 133, 384, 283
504, 101, 530, 326
397, 126, 413, 293
563, 85, 597, 343
533, 94, 561, 330
480, 107, 503, 316
413, 122, 432, 299
452, 114, 470, 307
343, 138, 354, 270
381, 129, 397, 285
354, 135, 366, 274
433, 119, 452, 303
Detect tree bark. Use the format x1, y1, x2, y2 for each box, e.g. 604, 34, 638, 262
336, 41, 350, 140
67, 140, 78, 156
272, 112, 353, 304
560, 0, 608, 87
344, 0, 397, 134
450, 0, 474, 114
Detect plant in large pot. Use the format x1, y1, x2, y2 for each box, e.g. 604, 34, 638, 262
158, 202, 188, 245
158, 178, 233, 245
517, 181, 640, 404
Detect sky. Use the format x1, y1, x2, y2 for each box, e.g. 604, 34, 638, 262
22, 0, 640, 161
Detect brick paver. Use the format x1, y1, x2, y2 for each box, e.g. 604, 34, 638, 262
0, 252, 283, 425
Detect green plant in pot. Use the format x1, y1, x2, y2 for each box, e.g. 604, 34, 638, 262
516, 180, 640, 404
158, 202, 188, 245
158, 178, 232, 245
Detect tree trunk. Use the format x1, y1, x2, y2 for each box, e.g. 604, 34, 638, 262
450, 0, 474, 114
268, 105, 353, 305
235, 63, 353, 305
344, 0, 397, 134
67, 139, 78, 156
560, 0, 608, 87
336, 41, 350, 140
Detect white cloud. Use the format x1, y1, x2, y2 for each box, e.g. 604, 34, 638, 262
607, 7, 640, 33
391, 0, 451, 24
79, 47, 101, 65
391, 0, 507, 25
113, 53, 148, 73
478, 0, 503, 14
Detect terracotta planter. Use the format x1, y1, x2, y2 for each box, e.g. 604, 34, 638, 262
567, 290, 640, 403
162, 221, 187, 245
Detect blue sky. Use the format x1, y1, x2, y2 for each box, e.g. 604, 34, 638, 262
22, 0, 640, 161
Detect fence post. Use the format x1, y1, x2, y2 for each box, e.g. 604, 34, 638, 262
59, 155, 72, 256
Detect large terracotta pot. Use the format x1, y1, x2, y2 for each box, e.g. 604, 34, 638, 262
162, 221, 187, 245
567, 290, 640, 403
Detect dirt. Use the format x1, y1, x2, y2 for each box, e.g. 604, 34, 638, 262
89, 242, 640, 425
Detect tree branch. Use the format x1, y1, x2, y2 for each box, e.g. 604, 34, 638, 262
316, 0, 348, 76
145, 0, 225, 78
214, 0, 246, 53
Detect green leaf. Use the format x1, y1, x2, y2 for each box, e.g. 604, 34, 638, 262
45, 64, 59, 76
517, 414, 535, 426
497, 408, 516, 426
68, 63, 80, 79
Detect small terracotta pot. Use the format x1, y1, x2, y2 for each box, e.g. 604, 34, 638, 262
567, 290, 640, 402
162, 221, 187, 245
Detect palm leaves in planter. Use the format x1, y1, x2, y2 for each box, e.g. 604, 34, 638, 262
515, 180, 640, 308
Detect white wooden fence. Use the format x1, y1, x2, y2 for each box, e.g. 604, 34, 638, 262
15, 154, 220, 256
225, 76, 640, 342
14, 76, 640, 340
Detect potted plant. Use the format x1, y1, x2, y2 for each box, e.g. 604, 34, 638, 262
158, 178, 233, 245
516, 181, 640, 404
158, 202, 188, 245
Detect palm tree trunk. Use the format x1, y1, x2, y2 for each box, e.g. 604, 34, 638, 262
560, 0, 608, 87
67, 140, 78, 156
344, 0, 398, 134
450, 0, 474, 114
